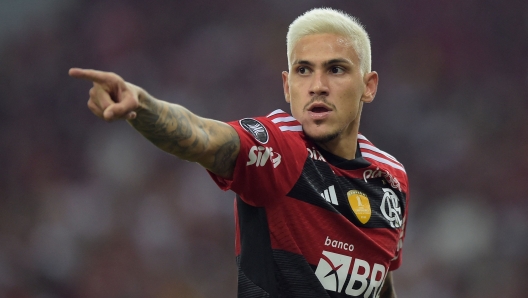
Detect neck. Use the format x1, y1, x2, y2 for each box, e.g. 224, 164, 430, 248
315, 105, 363, 160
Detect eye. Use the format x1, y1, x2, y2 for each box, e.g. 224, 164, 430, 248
330, 66, 345, 74
297, 66, 311, 75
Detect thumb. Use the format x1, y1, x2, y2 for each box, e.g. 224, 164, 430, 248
102, 94, 139, 121
103, 104, 116, 121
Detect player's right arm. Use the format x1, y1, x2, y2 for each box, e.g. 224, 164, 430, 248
69, 68, 239, 179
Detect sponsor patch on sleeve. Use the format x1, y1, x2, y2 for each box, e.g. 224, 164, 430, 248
239, 118, 269, 144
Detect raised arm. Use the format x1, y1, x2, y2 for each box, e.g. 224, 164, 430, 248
69, 68, 239, 179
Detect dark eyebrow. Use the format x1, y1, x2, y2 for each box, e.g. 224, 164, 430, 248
324, 58, 353, 67
292, 58, 353, 67
293, 60, 315, 67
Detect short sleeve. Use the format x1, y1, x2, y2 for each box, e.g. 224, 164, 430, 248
207, 116, 307, 207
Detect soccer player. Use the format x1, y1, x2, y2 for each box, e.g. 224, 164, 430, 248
70, 7, 409, 298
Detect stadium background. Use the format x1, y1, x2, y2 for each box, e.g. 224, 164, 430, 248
0, 0, 527, 297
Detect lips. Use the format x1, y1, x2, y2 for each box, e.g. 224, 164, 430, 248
307, 102, 333, 113
310, 106, 329, 113
307, 103, 332, 120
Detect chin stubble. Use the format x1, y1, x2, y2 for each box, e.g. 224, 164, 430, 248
305, 129, 341, 144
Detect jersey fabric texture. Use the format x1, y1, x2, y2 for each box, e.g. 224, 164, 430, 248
208, 109, 410, 298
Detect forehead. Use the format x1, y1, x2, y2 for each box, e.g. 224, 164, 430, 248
291, 33, 358, 63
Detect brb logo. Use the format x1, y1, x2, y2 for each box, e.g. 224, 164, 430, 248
247, 146, 281, 168
314, 251, 388, 297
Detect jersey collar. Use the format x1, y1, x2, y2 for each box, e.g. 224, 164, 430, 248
316, 142, 371, 170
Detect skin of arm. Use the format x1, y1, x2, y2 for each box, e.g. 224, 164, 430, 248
129, 91, 240, 179
69, 68, 240, 179
379, 272, 397, 298
71, 68, 400, 295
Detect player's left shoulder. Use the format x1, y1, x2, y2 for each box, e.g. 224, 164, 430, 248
358, 133, 409, 191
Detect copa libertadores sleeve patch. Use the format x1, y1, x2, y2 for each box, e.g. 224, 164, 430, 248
239, 118, 269, 144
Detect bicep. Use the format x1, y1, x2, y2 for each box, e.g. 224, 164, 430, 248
128, 97, 240, 178
194, 118, 240, 179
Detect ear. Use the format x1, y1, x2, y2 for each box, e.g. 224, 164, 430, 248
282, 71, 291, 103
361, 71, 378, 103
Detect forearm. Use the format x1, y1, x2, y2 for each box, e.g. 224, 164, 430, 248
128, 89, 239, 178
69, 68, 238, 178
128, 91, 204, 159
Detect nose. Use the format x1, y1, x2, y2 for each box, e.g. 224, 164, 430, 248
309, 72, 329, 96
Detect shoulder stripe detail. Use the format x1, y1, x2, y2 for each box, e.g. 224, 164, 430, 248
357, 134, 371, 142
362, 152, 406, 173
267, 109, 286, 117
279, 125, 303, 132
358, 134, 400, 162
359, 143, 399, 163
272, 116, 297, 123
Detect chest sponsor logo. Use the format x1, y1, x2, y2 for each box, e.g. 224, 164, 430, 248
240, 118, 269, 144
314, 250, 388, 297
380, 188, 402, 228
347, 190, 371, 224
325, 236, 354, 252
321, 185, 338, 205
363, 168, 401, 192
246, 146, 281, 168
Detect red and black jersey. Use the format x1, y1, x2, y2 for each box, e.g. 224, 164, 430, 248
209, 109, 410, 298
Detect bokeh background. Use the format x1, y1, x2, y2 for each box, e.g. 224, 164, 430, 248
1, 0, 527, 297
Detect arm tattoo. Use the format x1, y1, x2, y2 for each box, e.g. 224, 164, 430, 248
129, 94, 239, 178
212, 136, 239, 178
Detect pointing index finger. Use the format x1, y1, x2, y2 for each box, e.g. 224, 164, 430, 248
68, 68, 118, 85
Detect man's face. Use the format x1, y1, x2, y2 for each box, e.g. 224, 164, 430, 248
282, 33, 377, 144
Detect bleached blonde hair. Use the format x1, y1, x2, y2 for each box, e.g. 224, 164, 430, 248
286, 8, 372, 75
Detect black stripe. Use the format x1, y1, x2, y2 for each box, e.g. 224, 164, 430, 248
272, 249, 330, 297
286, 157, 339, 214
237, 195, 277, 297
286, 157, 406, 229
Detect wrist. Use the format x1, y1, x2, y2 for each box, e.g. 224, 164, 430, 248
125, 82, 149, 112
136, 88, 150, 112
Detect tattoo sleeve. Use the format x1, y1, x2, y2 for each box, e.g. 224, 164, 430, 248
128, 93, 240, 178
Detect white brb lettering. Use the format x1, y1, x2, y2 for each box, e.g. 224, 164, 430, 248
345, 260, 387, 297
315, 250, 388, 297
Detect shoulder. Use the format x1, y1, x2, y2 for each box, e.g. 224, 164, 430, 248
225, 109, 309, 171
232, 109, 305, 144
358, 133, 409, 192
264, 109, 303, 133
220, 110, 309, 202
241, 109, 303, 134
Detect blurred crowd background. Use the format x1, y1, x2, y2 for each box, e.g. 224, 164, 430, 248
1, 0, 527, 297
